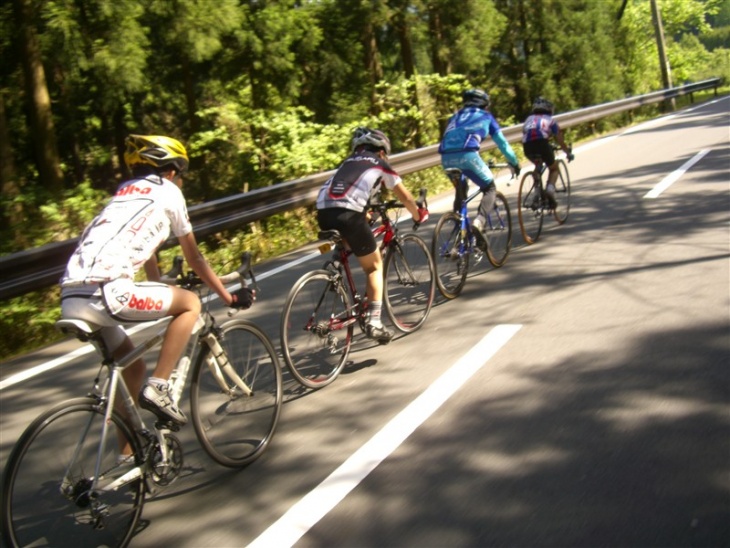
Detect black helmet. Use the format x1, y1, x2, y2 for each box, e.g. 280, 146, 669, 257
351, 127, 391, 155
462, 89, 490, 109
532, 97, 554, 115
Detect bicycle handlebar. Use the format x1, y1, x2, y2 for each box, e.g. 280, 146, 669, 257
369, 187, 428, 230
161, 252, 256, 291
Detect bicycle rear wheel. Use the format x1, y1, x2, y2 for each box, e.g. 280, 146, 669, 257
484, 191, 512, 268
190, 320, 282, 468
1, 397, 144, 548
517, 171, 544, 245
553, 159, 571, 225
280, 269, 353, 389
383, 233, 435, 333
431, 212, 469, 299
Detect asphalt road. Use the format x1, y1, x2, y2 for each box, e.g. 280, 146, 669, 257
1, 96, 728, 547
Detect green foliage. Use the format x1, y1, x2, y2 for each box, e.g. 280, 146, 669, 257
1, 0, 728, 360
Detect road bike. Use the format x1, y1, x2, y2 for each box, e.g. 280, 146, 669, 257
1, 254, 282, 548
517, 145, 572, 244
280, 191, 435, 389
431, 165, 513, 300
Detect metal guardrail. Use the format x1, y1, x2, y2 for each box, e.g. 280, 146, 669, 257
0, 78, 720, 300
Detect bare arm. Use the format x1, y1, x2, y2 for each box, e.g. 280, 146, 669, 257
392, 183, 421, 221
555, 128, 571, 155
144, 255, 161, 282
177, 231, 234, 306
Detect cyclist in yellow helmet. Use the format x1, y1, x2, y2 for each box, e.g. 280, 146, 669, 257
61, 135, 254, 434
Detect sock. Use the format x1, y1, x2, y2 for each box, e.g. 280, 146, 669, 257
369, 301, 383, 328
149, 377, 168, 390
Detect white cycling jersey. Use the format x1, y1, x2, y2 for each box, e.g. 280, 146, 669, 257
61, 175, 192, 286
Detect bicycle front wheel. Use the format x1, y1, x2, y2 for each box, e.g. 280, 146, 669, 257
280, 269, 353, 389
431, 212, 469, 299
190, 320, 282, 468
1, 397, 145, 548
517, 171, 544, 245
553, 159, 571, 225
383, 233, 435, 333
485, 191, 512, 268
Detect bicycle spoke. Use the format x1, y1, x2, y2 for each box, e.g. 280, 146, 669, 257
280, 270, 353, 389
191, 320, 282, 467
432, 212, 469, 299
2, 399, 144, 548
384, 234, 435, 333
517, 171, 544, 244
553, 159, 571, 225
485, 192, 512, 268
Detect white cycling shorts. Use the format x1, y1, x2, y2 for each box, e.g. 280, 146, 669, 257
61, 279, 174, 352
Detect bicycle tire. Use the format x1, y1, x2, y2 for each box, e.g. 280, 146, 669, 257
431, 212, 469, 299
190, 319, 282, 468
485, 191, 512, 268
280, 269, 353, 389
383, 233, 435, 333
1, 397, 145, 548
517, 171, 544, 245
553, 159, 571, 225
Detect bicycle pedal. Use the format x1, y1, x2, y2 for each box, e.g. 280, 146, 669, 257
154, 420, 181, 433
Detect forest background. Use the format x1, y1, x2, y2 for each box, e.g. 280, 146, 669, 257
1, 0, 728, 359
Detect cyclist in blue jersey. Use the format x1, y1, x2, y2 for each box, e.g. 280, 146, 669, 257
521, 97, 574, 208
439, 89, 520, 248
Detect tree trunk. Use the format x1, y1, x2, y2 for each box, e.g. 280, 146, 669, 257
362, 18, 383, 108
13, 0, 64, 194
394, 8, 415, 78
0, 91, 25, 239
428, 7, 449, 75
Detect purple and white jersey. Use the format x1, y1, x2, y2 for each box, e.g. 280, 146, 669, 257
522, 114, 560, 142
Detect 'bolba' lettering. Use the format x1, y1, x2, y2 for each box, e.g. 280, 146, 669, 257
129, 294, 164, 311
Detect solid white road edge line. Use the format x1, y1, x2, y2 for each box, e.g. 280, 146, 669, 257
246, 324, 523, 548
644, 149, 710, 199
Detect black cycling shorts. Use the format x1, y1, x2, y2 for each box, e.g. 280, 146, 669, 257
523, 139, 555, 166
317, 207, 377, 257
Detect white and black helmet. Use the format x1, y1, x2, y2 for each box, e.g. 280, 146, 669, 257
532, 97, 554, 115
462, 88, 490, 109
351, 127, 391, 155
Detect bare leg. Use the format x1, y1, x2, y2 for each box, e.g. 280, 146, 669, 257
152, 287, 200, 380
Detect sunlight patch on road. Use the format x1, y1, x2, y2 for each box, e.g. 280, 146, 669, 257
247, 324, 522, 548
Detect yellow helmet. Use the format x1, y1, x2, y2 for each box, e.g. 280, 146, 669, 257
124, 134, 189, 173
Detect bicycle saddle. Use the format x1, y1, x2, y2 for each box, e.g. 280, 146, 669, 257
444, 168, 462, 184
55, 319, 101, 341
318, 229, 343, 244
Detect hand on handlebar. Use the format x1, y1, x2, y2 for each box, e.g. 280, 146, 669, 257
414, 206, 429, 228
230, 287, 256, 309
509, 163, 520, 179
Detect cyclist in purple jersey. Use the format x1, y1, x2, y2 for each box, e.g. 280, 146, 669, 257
316, 128, 428, 344
522, 97, 574, 208
439, 89, 520, 248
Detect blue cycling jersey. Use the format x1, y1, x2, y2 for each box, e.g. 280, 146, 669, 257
439, 106, 518, 166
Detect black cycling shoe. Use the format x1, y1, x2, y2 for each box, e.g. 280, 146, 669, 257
366, 323, 393, 345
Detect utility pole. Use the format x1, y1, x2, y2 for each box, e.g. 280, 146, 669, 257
650, 0, 676, 109
617, 0, 676, 110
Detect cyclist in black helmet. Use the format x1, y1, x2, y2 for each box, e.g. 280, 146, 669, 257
522, 97, 574, 208
439, 89, 520, 249
316, 127, 428, 345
